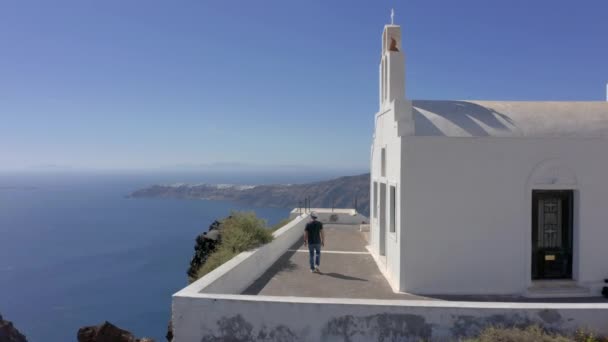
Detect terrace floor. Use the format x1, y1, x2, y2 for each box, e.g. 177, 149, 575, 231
243, 224, 608, 303
243, 224, 426, 299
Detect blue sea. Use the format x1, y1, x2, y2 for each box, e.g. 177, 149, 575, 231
0, 171, 337, 341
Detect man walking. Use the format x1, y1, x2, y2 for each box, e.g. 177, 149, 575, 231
304, 212, 324, 273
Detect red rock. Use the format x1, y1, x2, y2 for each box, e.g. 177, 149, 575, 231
77, 321, 154, 342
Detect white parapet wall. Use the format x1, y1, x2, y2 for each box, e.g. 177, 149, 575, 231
175, 213, 309, 296
173, 294, 608, 341
289, 208, 368, 225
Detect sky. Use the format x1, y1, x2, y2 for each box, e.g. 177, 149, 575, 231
1, 0, 607, 172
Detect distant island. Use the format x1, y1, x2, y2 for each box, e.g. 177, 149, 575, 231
129, 173, 371, 216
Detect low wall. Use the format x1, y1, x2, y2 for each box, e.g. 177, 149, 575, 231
289, 208, 368, 225
172, 294, 608, 342
176, 214, 308, 296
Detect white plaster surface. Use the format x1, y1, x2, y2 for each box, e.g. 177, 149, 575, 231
172, 294, 608, 341
398, 137, 608, 295
370, 23, 408, 292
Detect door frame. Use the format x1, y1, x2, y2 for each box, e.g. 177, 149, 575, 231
531, 190, 574, 280
379, 182, 387, 256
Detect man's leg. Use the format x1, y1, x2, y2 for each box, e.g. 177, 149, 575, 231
308, 244, 315, 271
315, 244, 321, 269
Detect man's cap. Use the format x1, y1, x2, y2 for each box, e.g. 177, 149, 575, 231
310, 211, 318, 218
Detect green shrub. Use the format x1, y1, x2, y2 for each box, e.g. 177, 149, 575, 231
194, 211, 274, 279
197, 248, 237, 277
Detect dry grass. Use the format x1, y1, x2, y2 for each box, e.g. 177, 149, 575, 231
463, 325, 606, 342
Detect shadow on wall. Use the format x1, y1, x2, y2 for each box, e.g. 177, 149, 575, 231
413, 100, 517, 136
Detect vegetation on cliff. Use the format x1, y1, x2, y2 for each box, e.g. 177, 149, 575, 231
188, 212, 275, 283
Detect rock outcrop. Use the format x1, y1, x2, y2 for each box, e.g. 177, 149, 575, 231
77, 321, 153, 342
165, 320, 173, 342
0, 314, 27, 342
130, 173, 371, 217
187, 220, 222, 282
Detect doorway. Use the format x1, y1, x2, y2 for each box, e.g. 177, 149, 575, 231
379, 183, 387, 256
532, 190, 573, 279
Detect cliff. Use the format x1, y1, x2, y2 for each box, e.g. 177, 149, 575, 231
130, 173, 371, 216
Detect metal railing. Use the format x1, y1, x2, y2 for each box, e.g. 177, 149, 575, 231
297, 195, 359, 215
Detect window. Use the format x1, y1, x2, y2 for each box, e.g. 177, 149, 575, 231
381, 148, 386, 177
383, 59, 387, 101
379, 183, 387, 255
381, 60, 384, 101
390, 186, 396, 233
373, 182, 378, 218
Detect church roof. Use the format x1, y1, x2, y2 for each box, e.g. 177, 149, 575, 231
412, 100, 608, 138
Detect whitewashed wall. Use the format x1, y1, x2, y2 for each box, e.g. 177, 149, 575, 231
172, 294, 608, 342
369, 23, 415, 293
401, 136, 608, 295
370, 100, 405, 292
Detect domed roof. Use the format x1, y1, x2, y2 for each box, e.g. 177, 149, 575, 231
412, 100, 608, 138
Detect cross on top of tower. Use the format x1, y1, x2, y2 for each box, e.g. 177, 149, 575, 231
390, 8, 394, 25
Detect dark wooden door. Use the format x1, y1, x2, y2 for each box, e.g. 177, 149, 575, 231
532, 190, 573, 279
379, 183, 387, 256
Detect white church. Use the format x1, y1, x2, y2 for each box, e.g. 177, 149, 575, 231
369, 18, 608, 297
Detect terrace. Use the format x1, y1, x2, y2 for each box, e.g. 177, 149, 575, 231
171, 209, 608, 342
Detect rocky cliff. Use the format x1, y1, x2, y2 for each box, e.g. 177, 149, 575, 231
130, 173, 371, 216
77, 321, 154, 342
186, 220, 222, 282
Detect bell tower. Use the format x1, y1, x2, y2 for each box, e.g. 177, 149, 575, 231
379, 10, 406, 110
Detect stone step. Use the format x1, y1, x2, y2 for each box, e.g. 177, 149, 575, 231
525, 281, 591, 298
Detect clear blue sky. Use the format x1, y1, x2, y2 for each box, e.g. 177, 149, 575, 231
1, 0, 607, 172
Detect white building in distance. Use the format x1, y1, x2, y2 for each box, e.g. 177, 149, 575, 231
370, 20, 608, 297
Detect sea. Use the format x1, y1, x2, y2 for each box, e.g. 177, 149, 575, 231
0, 170, 342, 342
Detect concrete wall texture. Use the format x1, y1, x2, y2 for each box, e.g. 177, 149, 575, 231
172, 295, 608, 341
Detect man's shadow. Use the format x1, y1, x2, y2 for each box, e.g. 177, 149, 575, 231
317, 272, 367, 282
